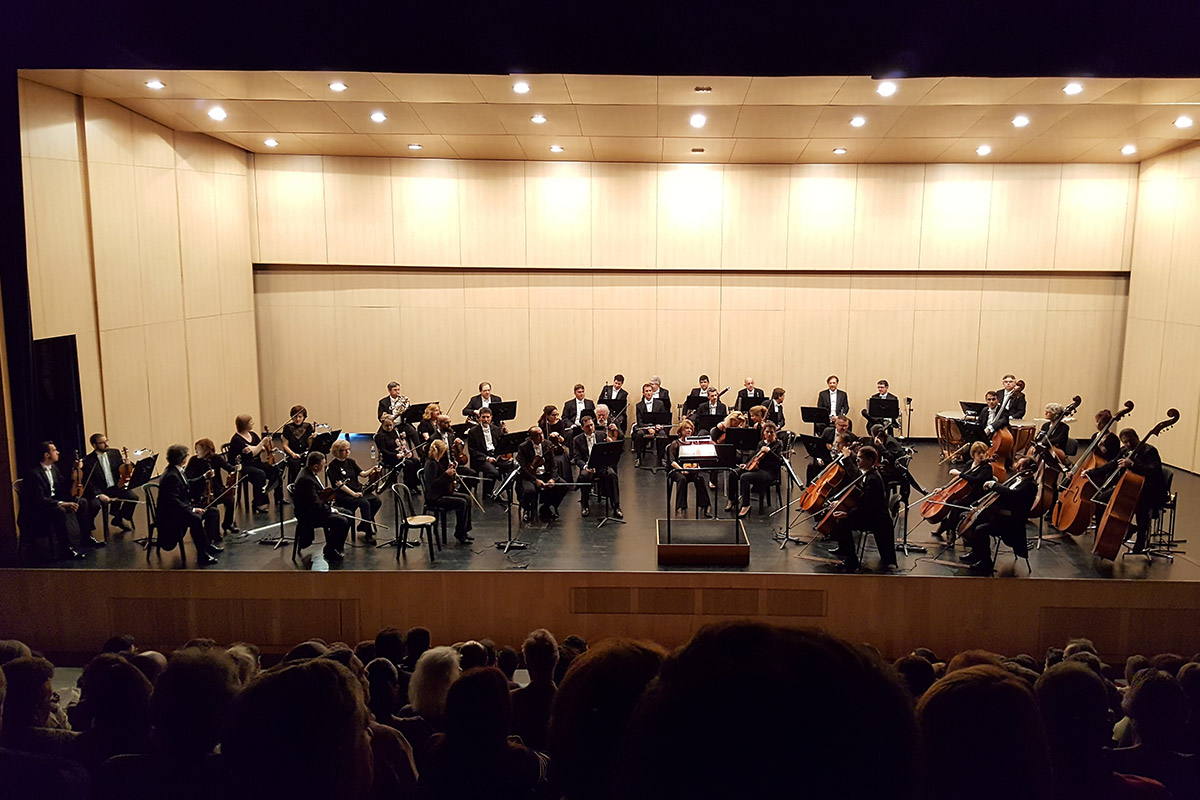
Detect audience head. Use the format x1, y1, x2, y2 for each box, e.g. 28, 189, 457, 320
550, 638, 668, 800
442, 667, 513, 750
563, 634, 588, 653
79, 653, 152, 733
1009, 653, 1040, 673
912, 647, 938, 664
283, 640, 329, 663
615, 622, 917, 800
224, 659, 373, 800
151, 647, 240, 756
523, 629, 559, 684
1151, 652, 1185, 677
1125, 654, 1151, 685
479, 639, 497, 667
894, 655, 935, 699
1063, 637, 1097, 658
364, 657, 400, 718
226, 644, 260, 685
129, 651, 168, 686
946, 649, 1003, 674
408, 646, 461, 721
1123, 669, 1187, 747
374, 627, 405, 668
496, 647, 519, 680
404, 627, 431, 670
0, 656, 55, 731
183, 637, 218, 650
0, 640, 32, 666
1045, 647, 1064, 670
1035, 661, 1113, 760
101, 634, 137, 654
354, 640, 375, 664
1066, 650, 1103, 676
458, 640, 488, 672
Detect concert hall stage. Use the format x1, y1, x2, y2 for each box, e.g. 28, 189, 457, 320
3, 439, 1198, 664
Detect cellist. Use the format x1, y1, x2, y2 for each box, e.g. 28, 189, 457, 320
961, 467, 1037, 575
933, 442, 993, 539
1090, 410, 1122, 462
1085, 428, 1167, 554
828, 445, 897, 572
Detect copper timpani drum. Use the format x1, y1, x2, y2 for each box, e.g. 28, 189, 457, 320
1011, 419, 1039, 452
935, 411, 968, 460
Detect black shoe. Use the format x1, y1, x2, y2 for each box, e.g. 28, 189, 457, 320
581, 506, 590, 518
960, 552, 982, 564
522, 510, 533, 523
968, 562, 993, 575
277, 498, 291, 507
199, 554, 219, 566
615, 507, 623, 518
323, 549, 345, 561
253, 505, 270, 515
456, 535, 474, 544
67, 548, 86, 560
208, 542, 225, 553
223, 524, 240, 534
364, 533, 377, 545
548, 506, 559, 519
85, 536, 105, 548
835, 561, 859, 573
700, 508, 713, 519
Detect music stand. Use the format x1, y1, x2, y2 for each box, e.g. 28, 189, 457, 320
127, 454, 158, 490
693, 413, 724, 435
723, 427, 761, 453
450, 423, 473, 438
309, 429, 342, 455
634, 411, 672, 472
959, 400, 987, 417
866, 397, 900, 430
606, 397, 628, 430
489, 401, 518, 425
773, 452, 806, 548
492, 431, 530, 552
801, 405, 829, 434
735, 394, 764, 413
586, 440, 624, 528
683, 395, 707, 413
401, 404, 435, 426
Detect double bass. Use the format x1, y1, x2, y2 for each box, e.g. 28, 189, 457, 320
985, 379, 1024, 468
1051, 400, 1134, 534
1027, 395, 1082, 518
1092, 409, 1179, 561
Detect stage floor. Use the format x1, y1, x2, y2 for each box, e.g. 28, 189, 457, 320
37, 436, 1200, 581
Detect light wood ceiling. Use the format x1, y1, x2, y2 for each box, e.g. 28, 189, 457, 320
19, 69, 1200, 163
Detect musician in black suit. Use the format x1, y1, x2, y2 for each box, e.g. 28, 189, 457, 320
424, 439, 474, 543
461, 382, 501, 422
1090, 410, 1122, 462
377, 381, 408, 423
963, 470, 1037, 574
1087, 428, 1168, 555
649, 376, 671, 410
997, 374, 1026, 420
736, 377, 765, 408
817, 375, 850, 433
732, 423, 785, 518
157, 444, 219, 566
598, 375, 629, 432
293, 451, 351, 561
375, 414, 420, 492
982, 391, 1010, 437
82, 432, 137, 532
466, 407, 514, 496
327, 439, 382, 544
829, 446, 897, 572
633, 384, 669, 466
186, 438, 238, 535
571, 416, 621, 518
516, 427, 569, 522
19, 441, 102, 560
766, 388, 786, 428
561, 384, 596, 429
689, 387, 728, 424
689, 375, 712, 397
862, 380, 901, 433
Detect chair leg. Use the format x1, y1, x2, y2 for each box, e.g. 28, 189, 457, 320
426, 525, 436, 562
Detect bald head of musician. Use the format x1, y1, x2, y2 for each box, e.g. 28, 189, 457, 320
436, 414, 453, 433
528, 426, 544, 445
744, 377, 755, 391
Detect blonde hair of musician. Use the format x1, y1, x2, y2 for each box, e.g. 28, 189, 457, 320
749, 405, 767, 423
724, 411, 746, 428
422, 403, 441, 422
677, 419, 695, 437
428, 439, 448, 460
330, 439, 351, 457
969, 441, 988, 459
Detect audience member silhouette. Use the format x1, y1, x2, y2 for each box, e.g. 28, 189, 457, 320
510, 628, 558, 752
72, 654, 151, 772
1110, 669, 1200, 797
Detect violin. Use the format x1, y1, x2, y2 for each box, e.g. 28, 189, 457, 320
1051, 400, 1134, 535
117, 446, 134, 489
262, 425, 277, 466
1092, 409, 1178, 560
71, 451, 86, 499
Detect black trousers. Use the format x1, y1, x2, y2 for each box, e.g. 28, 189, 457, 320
671, 470, 709, 510
578, 467, 621, 508
299, 511, 350, 554
473, 457, 516, 496
174, 509, 213, 557
833, 521, 896, 569
38, 500, 98, 557
633, 430, 667, 462
737, 468, 775, 509
967, 516, 1029, 567
518, 478, 569, 513
428, 492, 473, 539
97, 485, 138, 524
243, 462, 281, 505
335, 493, 382, 533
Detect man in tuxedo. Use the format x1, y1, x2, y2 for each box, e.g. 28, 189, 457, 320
598, 375, 629, 432
571, 416, 621, 518
561, 384, 595, 429
690, 386, 728, 422
689, 375, 712, 396
649, 376, 671, 410
816, 375, 850, 434
293, 451, 351, 562
736, 377, 765, 410
156, 444, 219, 565
82, 433, 138, 533
516, 427, 570, 522
997, 374, 1026, 420
862, 379, 901, 434
466, 407, 514, 497
19, 441, 103, 560
376, 381, 406, 423
634, 383, 669, 466
982, 390, 1011, 438
461, 382, 502, 421
766, 387, 787, 428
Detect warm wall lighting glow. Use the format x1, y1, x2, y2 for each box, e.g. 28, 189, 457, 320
328, 81, 348, 92
1121, 144, 1137, 155
1175, 115, 1193, 129
530, 114, 547, 124
145, 79, 164, 90
407, 143, 422, 150
690, 113, 707, 128
1012, 115, 1030, 128
207, 106, 227, 121
549, 145, 564, 153
1063, 82, 1083, 95
850, 116, 866, 127
264, 138, 279, 148
370, 111, 387, 123
976, 144, 992, 156
513, 81, 530, 94
876, 81, 897, 97
833, 148, 847, 155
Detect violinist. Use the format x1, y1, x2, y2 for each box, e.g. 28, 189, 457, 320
766, 387, 786, 429
598, 375, 630, 432
982, 391, 1010, 438
435, 414, 478, 484
1091, 410, 1122, 462
730, 422, 785, 519
374, 414, 420, 492
376, 381, 408, 423
962, 467, 1037, 574
862, 379, 901, 433
425, 439, 474, 543
280, 405, 314, 484
561, 384, 595, 430
467, 407, 514, 496
828, 445, 897, 572
293, 451, 350, 562
997, 374, 1026, 420
633, 383, 669, 467
82, 433, 137, 533
326, 439, 382, 545
747, 405, 768, 430
228, 414, 281, 514
538, 405, 574, 479
462, 382, 501, 422
157, 444, 219, 565
817, 375, 850, 433
516, 426, 569, 523
1085, 428, 1167, 554
19, 441, 102, 560
933, 442, 993, 539
593, 404, 619, 436
572, 415, 622, 518
417, 404, 442, 442
186, 438, 238, 535
872, 425, 926, 499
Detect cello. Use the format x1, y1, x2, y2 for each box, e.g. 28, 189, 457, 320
814, 473, 866, 538
1051, 400, 1134, 534
954, 462, 1038, 542
1092, 409, 1179, 561
799, 451, 851, 512
920, 454, 1001, 523
1027, 395, 1082, 517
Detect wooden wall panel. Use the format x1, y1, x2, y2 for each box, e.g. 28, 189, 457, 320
19, 80, 81, 161
333, 305, 402, 433
525, 161, 591, 268
87, 162, 143, 331
254, 154, 327, 264
1128, 174, 1176, 322
919, 164, 992, 270
144, 320, 193, 455
1118, 317, 1164, 435
787, 165, 856, 270
322, 156, 393, 266
1156, 324, 1200, 468
20, 157, 43, 336
98, 326, 151, 449
176, 169, 221, 319
214, 172, 255, 315
459, 161, 525, 267
392, 159, 460, 266
591, 163, 656, 268
25, 157, 94, 339
75, 330, 107, 435
657, 164, 723, 269
721, 166, 789, 270
1164, 178, 1200, 326
131, 114, 175, 169
852, 164, 923, 270
82, 98, 133, 166
987, 165, 1062, 270
529, 308, 595, 407
185, 315, 228, 443
133, 166, 184, 326
1054, 164, 1137, 271
220, 312, 262, 434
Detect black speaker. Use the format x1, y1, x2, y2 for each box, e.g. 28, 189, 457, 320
30, 335, 84, 465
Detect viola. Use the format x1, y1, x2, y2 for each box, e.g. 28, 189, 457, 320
71, 451, 86, 499
1092, 409, 1178, 560
1051, 400, 1133, 535
262, 425, 277, 466
117, 446, 134, 489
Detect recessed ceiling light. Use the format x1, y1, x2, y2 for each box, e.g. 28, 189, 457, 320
407, 143, 423, 150
976, 144, 992, 156
328, 81, 347, 92
690, 113, 707, 128
370, 111, 387, 123
549, 145, 564, 153
207, 106, 227, 121
850, 116, 867, 127
530, 114, 547, 124
1121, 144, 1137, 155
263, 138, 279, 148
1063, 82, 1083, 95
876, 81, 897, 97
1174, 115, 1193, 129
513, 81, 530, 94
694, 86, 713, 93
691, 147, 705, 153
145, 79, 164, 90
833, 148, 847, 155
1012, 114, 1030, 128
